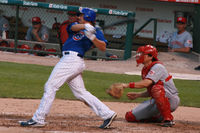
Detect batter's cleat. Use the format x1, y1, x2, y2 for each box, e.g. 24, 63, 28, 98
19, 119, 45, 127
160, 120, 175, 127
99, 113, 117, 129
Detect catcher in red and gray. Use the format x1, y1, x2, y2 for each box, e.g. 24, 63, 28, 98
121, 45, 179, 127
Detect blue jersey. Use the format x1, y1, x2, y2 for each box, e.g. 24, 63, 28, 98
62, 22, 108, 56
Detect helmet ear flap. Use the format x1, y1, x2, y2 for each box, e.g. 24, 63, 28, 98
144, 45, 158, 61
147, 54, 157, 62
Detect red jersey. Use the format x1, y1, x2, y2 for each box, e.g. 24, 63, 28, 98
60, 20, 71, 44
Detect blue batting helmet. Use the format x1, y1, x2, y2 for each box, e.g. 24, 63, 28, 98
80, 8, 96, 22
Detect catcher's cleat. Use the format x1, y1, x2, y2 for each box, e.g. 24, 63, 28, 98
99, 113, 117, 129
160, 120, 175, 127
19, 119, 45, 127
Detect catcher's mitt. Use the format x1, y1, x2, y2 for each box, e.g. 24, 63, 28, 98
106, 83, 124, 99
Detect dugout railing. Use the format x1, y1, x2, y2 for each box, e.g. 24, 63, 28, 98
0, 0, 135, 60
133, 18, 157, 47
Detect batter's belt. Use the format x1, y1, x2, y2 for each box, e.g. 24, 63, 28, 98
63, 51, 83, 58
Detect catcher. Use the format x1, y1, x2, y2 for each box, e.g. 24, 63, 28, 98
108, 45, 180, 127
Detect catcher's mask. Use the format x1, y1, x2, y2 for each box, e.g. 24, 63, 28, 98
135, 45, 158, 66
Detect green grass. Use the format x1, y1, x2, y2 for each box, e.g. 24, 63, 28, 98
0, 61, 200, 107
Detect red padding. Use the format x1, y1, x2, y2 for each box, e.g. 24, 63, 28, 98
125, 111, 138, 122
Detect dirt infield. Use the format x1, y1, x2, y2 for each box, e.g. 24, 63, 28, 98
0, 98, 200, 133
0, 51, 200, 132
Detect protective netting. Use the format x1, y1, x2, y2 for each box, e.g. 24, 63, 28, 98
0, 1, 135, 59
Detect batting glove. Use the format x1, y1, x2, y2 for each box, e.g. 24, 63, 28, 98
84, 23, 95, 33
84, 30, 96, 41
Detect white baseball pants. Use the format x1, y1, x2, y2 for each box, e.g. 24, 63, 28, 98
32, 51, 115, 124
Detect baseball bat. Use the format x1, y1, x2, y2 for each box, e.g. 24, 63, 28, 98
54, 17, 63, 57
102, 18, 136, 30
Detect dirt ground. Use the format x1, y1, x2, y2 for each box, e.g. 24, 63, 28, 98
0, 98, 200, 133
0, 51, 200, 133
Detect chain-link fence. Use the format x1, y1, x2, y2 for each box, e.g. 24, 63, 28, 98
0, 0, 135, 60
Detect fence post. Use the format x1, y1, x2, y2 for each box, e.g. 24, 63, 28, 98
193, 5, 200, 53
14, 5, 19, 53
153, 18, 157, 47
123, 13, 135, 60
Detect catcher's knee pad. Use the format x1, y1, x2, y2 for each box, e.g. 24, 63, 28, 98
125, 111, 138, 122
150, 84, 173, 121
151, 85, 165, 101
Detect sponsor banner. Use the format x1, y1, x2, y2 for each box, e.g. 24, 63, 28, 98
49, 3, 68, 10
108, 9, 129, 16
23, 1, 38, 6
157, 0, 200, 4
0, 0, 133, 17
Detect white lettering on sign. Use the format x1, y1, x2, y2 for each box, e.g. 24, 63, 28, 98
176, 0, 199, 3
108, 10, 128, 16
49, 3, 68, 10
159, 0, 199, 3
23, 1, 38, 6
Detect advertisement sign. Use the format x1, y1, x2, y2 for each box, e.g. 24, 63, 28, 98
157, 0, 200, 4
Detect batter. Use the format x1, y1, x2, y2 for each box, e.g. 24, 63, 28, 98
19, 8, 117, 129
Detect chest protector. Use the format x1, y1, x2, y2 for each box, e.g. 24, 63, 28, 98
141, 61, 162, 80
141, 61, 172, 95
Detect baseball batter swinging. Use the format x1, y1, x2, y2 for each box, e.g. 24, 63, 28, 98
19, 8, 117, 129
118, 45, 180, 127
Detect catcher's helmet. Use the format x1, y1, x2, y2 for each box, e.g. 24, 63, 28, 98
80, 8, 96, 22
136, 45, 158, 65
